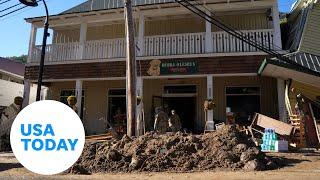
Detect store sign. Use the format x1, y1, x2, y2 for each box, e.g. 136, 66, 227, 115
147, 60, 198, 76
160, 60, 198, 75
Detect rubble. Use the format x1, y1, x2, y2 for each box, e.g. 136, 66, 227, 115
69, 125, 280, 174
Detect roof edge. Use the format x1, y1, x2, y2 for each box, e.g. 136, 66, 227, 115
258, 58, 320, 77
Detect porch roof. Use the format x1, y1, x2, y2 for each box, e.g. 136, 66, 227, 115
258, 51, 320, 87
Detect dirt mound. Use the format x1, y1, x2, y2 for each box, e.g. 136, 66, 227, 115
69, 125, 279, 174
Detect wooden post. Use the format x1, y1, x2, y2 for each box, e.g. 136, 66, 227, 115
206, 75, 214, 122
75, 80, 83, 117
272, 2, 282, 49
205, 10, 213, 53
136, 77, 143, 136
79, 23, 87, 59
277, 78, 287, 122
22, 80, 31, 108
28, 25, 37, 63
124, 0, 137, 137
138, 14, 145, 56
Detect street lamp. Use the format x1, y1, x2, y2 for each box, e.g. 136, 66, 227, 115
19, 0, 49, 101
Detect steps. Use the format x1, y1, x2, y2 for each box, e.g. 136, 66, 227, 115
289, 115, 306, 148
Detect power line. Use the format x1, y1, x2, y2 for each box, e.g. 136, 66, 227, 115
0, 5, 28, 18
192, 0, 284, 51
0, 4, 32, 21
175, 0, 306, 70
0, 0, 41, 18
0, 2, 22, 13
0, 0, 12, 5
178, 0, 279, 56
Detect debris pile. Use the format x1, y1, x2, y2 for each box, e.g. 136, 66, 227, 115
69, 125, 279, 174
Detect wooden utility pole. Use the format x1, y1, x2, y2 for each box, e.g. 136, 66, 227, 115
124, 0, 137, 137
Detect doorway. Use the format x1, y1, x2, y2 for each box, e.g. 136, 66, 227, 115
163, 96, 196, 132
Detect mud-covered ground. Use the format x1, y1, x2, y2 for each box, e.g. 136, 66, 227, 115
0, 151, 320, 180
1, 125, 320, 179
69, 125, 278, 174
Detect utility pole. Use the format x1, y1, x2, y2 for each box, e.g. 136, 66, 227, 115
124, 0, 137, 137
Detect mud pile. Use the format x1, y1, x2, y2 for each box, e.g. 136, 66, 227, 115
69, 125, 278, 174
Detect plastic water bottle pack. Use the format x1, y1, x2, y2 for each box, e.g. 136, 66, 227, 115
261, 128, 278, 152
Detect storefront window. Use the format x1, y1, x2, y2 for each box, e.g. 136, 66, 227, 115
108, 89, 126, 134
226, 86, 260, 125
60, 90, 85, 119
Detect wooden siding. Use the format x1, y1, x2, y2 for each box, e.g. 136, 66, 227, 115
213, 76, 278, 121
289, 81, 320, 107
48, 80, 126, 135
53, 28, 80, 43
145, 18, 205, 36
46, 76, 279, 135
212, 13, 270, 31
24, 56, 266, 80
86, 24, 125, 41
299, 3, 320, 56
53, 13, 269, 42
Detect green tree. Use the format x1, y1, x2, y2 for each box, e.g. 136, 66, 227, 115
6, 55, 28, 64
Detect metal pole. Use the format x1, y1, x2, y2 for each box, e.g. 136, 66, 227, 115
124, 0, 137, 137
36, 0, 49, 101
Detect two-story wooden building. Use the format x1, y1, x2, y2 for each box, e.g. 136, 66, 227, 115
23, 0, 285, 135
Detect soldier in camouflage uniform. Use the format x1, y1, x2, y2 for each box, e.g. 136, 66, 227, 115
0, 96, 23, 151
154, 107, 169, 134
168, 110, 182, 132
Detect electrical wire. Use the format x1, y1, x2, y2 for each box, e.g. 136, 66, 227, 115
182, 0, 281, 55
177, 0, 279, 55
0, 0, 41, 18
0, 0, 12, 5
176, 0, 306, 69
0, 4, 28, 18
192, 0, 284, 51
0, 1, 21, 13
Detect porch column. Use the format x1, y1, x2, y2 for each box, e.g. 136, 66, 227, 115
79, 23, 87, 59
272, 2, 282, 49
136, 77, 143, 136
22, 80, 31, 108
41, 87, 48, 100
207, 75, 214, 122
136, 77, 143, 97
138, 14, 145, 56
75, 80, 83, 117
205, 11, 213, 53
27, 25, 37, 63
277, 78, 287, 122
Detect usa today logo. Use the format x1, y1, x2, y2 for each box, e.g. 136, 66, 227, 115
10, 100, 85, 175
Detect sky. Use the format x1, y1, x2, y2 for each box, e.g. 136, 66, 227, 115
0, 0, 297, 57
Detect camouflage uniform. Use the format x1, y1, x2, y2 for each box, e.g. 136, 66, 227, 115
0, 97, 23, 151
169, 113, 182, 132
154, 110, 169, 133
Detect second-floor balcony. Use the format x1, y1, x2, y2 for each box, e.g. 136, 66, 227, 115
30, 29, 275, 63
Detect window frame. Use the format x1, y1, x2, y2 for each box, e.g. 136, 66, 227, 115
106, 88, 126, 126
224, 85, 262, 121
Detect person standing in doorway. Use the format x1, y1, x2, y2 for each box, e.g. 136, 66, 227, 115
154, 107, 168, 134
168, 109, 182, 132
67, 95, 78, 114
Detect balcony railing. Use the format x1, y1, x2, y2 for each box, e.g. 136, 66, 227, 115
30, 29, 274, 63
